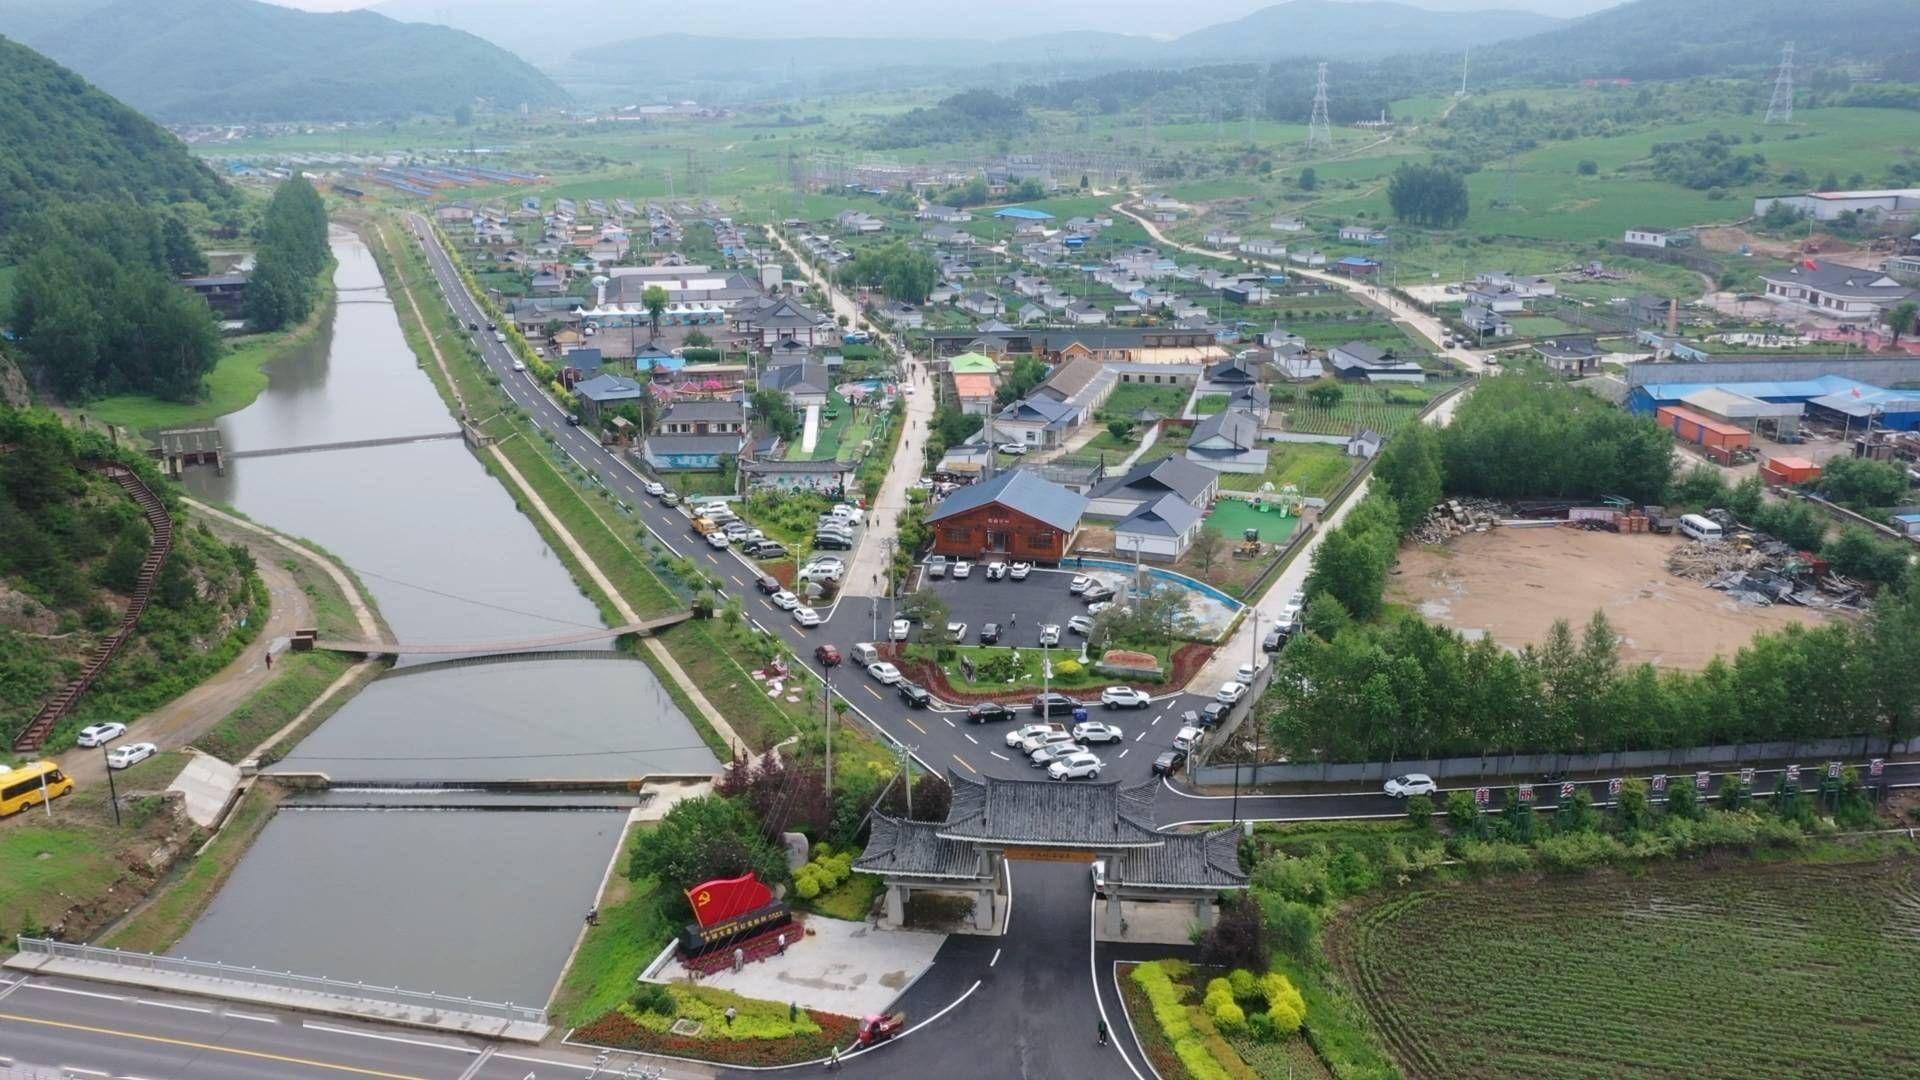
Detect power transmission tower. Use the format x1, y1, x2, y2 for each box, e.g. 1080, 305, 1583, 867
1458, 46, 1470, 98
1246, 62, 1269, 144
1765, 41, 1795, 124
1306, 63, 1333, 152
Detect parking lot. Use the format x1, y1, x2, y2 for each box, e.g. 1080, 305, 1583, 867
917, 563, 1137, 648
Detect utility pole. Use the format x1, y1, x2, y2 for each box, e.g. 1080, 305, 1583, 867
896, 740, 918, 819
103, 745, 120, 826
822, 662, 834, 795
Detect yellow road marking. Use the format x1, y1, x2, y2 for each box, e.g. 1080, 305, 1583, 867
952, 754, 978, 774
0, 1011, 430, 1079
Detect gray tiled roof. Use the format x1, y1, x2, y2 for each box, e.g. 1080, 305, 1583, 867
854, 815, 987, 879
925, 469, 1088, 534
1117, 493, 1203, 538
1090, 456, 1217, 506
662, 401, 745, 423
1190, 409, 1260, 451
1112, 829, 1249, 890
765, 362, 831, 396
645, 434, 743, 456
938, 770, 1163, 848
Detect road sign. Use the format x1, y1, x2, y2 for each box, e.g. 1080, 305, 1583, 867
1739, 767, 1755, 785
1607, 777, 1623, 797
1517, 784, 1535, 804
1474, 786, 1490, 807
1828, 761, 1843, 780
1695, 771, 1711, 791
1786, 764, 1801, 783
1651, 773, 1668, 793
1559, 781, 1576, 800
1870, 758, 1885, 778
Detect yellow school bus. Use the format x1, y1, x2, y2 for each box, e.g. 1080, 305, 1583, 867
0, 760, 74, 817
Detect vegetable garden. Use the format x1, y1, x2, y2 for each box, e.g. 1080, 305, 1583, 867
1329, 857, 1920, 1079
1276, 383, 1447, 438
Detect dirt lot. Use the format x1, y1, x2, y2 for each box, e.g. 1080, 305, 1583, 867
1388, 526, 1834, 669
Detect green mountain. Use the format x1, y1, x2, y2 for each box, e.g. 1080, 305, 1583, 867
1168, 1, 1560, 59
0, 34, 230, 237
1, 0, 569, 122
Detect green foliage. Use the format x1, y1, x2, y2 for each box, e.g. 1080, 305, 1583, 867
996, 355, 1049, 405
1373, 422, 1444, 534
839, 243, 939, 304
1649, 132, 1769, 190
866, 90, 1030, 150
628, 984, 823, 1041
628, 982, 676, 1018
1441, 373, 1674, 505
1750, 499, 1828, 550
22, 0, 569, 122
625, 795, 788, 917
1304, 380, 1345, 408
1665, 778, 1701, 820
1260, 972, 1306, 1035
245, 176, 330, 332
1824, 526, 1912, 586
748, 388, 802, 442
1816, 457, 1910, 510
1404, 793, 1435, 830
1303, 489, 1399, 620
1131, 962, 1234, 1080
1387, 161, 1470, 227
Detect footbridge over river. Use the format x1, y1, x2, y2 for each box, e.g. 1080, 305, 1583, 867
293, 610, 693, 658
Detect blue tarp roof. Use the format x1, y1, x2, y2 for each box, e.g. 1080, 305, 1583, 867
993, 207, 1055, 220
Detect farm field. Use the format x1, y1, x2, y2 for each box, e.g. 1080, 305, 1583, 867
1215, 441, 1354, 498
1277, 382, 1447, 438
1330, 857, 1920, 1079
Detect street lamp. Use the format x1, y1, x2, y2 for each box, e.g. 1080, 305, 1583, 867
102, 743, 120, 827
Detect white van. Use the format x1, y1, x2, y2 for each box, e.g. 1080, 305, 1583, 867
851, 642, 881, 667
1678, 513, 1723, 542
830, 504, 865, 526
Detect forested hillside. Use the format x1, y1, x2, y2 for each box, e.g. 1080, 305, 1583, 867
0, 408, 262, 753
5, 0, 568, 121
0, 34, 231, 239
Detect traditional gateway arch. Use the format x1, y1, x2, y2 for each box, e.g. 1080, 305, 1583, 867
855, 771, 1247, 935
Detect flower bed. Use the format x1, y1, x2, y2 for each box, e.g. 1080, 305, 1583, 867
575, 985, 859, 1067
892, 641, 1214, 706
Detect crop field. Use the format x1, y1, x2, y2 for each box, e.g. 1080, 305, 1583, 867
1279, 383, 1442, 437
1330, 858, 1920, 1079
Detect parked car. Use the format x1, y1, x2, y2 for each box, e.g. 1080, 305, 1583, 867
951, 559, 973, 579
1099, 686, 1149, 710
985, 561, 1007, 580
979, 622, 1001, 644
1032, 692, 1079, 717
798, 559, 844, 583
1172, 726, 1205, 753
926, 555, 948, 579
1081, 584, 1115, 603
969, 702, 1016, 724
1006, 722, 1066, 748
1009, 562, 1032, 580
705, 532, 731, 550
564, 413, 580, 426
1066, 615, 1095, 636
77, 722, 127, 748
998, 443, 1028, 456
643, 480, 666, 497
1091, 859, 1108, 895
1152, 749, 1188, 777
770, 590, 800, 610
1216, 681, 1248, 705
813, 532, 853, 551
890, 618, 912, 641
1028, 738, 1084, 766
1086, 601, 1113, 616
1384, 774, 1437, 799
1048, 751, 1104, 781
1068, 575, 1093, 595
1037, 624, 1062, 647
1200, 703, 1229, 728
105, 742, 158, 770
1262, 626, 1289, 653
746, 540, 789, 559
868, 662, 903, 685
898, 682, 932, 708
791, 606, 822, 628
1073, 720, 1125, 744
814, 644, 842, 668
1235, 662, 1260, 684
754, 574, 781, 595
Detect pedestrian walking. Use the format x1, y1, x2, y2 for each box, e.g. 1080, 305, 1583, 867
1009, 611, 1016, 627
725, 1006, 737, 1028
1097, 1018, 1108, 1046
826, 1046, 842, 1071
264, 650, 273, 670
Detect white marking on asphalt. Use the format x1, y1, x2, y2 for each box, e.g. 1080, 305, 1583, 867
943, 717, 955, 728
1134, 731, 1146, 742
138, 999, 213, 1015
1119, 749, 1129, 759
964, 732, 978, 744
56, 1068, 106, 1078
302, 1021, 479, 1054
990, 948, 1002, 967
25, 984, 124, 1002
990, 750, 1010, 761
224, 1011, 278, 1024
1151, 714, 1162, 726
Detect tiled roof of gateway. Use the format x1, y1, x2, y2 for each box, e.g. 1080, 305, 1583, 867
853, 815, 986, 879
1113, 829, 1248, 891
938, 770, 1162, 847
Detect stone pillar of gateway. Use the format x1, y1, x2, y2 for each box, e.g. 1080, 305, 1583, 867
855, 770, 1247, 936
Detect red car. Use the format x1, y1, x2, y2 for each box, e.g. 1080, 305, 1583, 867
814, 644, 842, 667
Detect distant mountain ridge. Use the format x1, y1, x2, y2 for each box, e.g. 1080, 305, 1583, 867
0, 34, 229, 236
0, 0, 568, 122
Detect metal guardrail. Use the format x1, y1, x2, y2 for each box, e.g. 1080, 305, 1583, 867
15, 938, 546, 1026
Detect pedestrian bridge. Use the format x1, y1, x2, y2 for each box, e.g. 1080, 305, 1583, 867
297, 611, 693, 657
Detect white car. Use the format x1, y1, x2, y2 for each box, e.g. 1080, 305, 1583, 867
511, 359, 526, 372
1007, 722, 1065, 748
1009, 562, 1032, 580
643, 480, 666, 497
1217, 681, 1248, 705
946, 622, 968, 643
1172, 725, 1206, 753
1099, 686, 1149, 710
770, 590, 800, 610
985, 561, 1007, 580
1384, 773, 1437, 799
1023, 730, 1079, 758
868, 661, 902, 685
1068, 575, 1093, 595
925, 555, 948, 579
951, 560, 973, 579
76, 722, 127, 748
1236, 662, 1260, 684
797, 561, 844, 583
105, 742, 158, 770
1074, 720, 1125, 743
1067, 614, 1095, 636
889, 618, 911, 641
1037, 624, 1061, 647
1086, 601, 1112, 616
791, 606, 822, 628
997, 443, 1028, 456
1048, 751, 1104, 781
705, 531, 730, 550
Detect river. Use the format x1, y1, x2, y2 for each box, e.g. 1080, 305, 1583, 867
169, 227, 716, 1006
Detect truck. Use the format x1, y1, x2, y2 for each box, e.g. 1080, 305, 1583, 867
691, 516, 720, 536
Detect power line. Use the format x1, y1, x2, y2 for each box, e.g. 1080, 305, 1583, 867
353, 567, 606, 630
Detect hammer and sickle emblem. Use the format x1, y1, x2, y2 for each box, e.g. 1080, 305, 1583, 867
696, 890, 712, 907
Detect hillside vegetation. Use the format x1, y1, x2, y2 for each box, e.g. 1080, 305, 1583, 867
0, 34, 231, 238
5, 0, 568, 122
0, 408, 262, 754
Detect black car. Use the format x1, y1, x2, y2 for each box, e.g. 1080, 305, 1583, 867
754, 574, 781, 595
1262, 626, 1290, 653
1032, 692, 1080, 717
1152, 749, 1188, 777
565, 413, 581, 426
1200, 702, 1229, 728
968, 702, 1015, 724
898, 682, 932, 708
467, 322, 478, 332
980, 621, 1000, 644
814, 533, 853, 551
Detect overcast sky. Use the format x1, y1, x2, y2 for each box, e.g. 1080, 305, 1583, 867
261, 0, 1625, 24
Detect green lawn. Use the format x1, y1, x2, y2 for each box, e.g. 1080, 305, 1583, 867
1098, 382, 1193, 424
1216, 442, 1356, 497
1192, 393, 1229, 417
0, 824, 122, 940
1204, 497, 1304, 543
786, 389, 875, 462
549, 822, 673, 1028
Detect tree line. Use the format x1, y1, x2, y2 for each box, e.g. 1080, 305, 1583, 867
244, 176, 329, 332
1386, 162, 1470, 228
837, 242, 939, 305
7, 203, 222, 403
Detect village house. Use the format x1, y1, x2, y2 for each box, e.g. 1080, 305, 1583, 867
572, 372, 646, 426
1756, 261, 1919, 323
1329, 342, 1426, 383
1623, 226, 1691, 249
1085, 455, 1219, 519
643, 400, 748, 472
925, 469, 1088, 563
1535, 336, 1603, 377
765, 361, 834, 409
1184, 409, 1267, 474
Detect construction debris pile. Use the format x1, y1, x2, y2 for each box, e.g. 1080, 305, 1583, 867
1412, 498, 1510, 543
1665, 527, 1867, 611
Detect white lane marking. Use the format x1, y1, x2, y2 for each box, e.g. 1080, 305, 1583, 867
493, 1051, 590, 1070
990, 750, 1010, 761
225, 1011, 278, 1024
964, 733, 978, 744
990, 948, 1002, 967
25, 983, 124, 1002
301, 1021, 479, 1054
1134, 731, 1146, 742
1118, 749, 1129, 759
943, 717, 955, 728
57, 1068, 107, 1078
138, 999, 213, 1015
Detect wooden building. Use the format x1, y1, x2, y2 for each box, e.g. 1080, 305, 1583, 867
924, 469, 1087, 563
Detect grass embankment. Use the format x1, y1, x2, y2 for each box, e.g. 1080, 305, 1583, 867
97, 783, 281, 954
88, 262, 337, 433
550, 821, 673, 1028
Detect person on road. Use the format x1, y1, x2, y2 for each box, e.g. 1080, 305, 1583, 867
826, 1046, 842, 1071
1009, 612, 1016, 627
1097, 1018, 1108, 1046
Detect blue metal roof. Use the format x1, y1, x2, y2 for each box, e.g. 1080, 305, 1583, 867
1636, 375, 1878, 402
993, 207, 1055, 220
